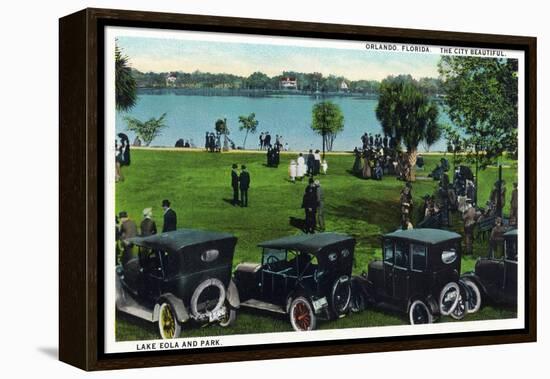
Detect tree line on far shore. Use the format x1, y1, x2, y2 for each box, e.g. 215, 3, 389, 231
130, 68, 444, 97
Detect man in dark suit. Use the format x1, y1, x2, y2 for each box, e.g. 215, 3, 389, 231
231, 164, 239, 206
239, 165, 250, 207
162, 199, 177, 232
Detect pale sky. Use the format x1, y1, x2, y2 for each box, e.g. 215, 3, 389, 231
117, 36, 441, 81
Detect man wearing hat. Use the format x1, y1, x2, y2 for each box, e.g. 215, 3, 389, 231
314, 179, 325, 231
119, 211, 137, 265
162, 199, 177, 232
140, 208, 157, 236
231, 163, 240, 206
239, 165, 251, 207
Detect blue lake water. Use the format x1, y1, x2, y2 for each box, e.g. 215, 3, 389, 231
115, 94, 450, 152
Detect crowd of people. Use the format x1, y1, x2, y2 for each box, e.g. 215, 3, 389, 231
259, 132, 288, 151
351, 132, 416, 181
286, 150, 328, 181
115, 199, 178, 265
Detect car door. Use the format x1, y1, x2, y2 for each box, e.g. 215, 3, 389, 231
392, 240, 410, 302
383, 239, 394, 298
503, 238, 518, 303
140, 249, 164, 304
260, 248, 287, 303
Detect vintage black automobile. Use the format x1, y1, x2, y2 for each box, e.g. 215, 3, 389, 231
351, 228, 473, 324
460, 229, 517, 309
233, 233, 356, 331
116, 229, 240, 339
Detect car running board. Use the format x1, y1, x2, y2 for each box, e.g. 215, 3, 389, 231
241, 299, 286, 314
116, 276, 154, 322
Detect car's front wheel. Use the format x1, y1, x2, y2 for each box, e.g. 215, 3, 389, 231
331, 276, 352, 317
219, 302, 237, 328
409, 299, 434, 325
289, 296, 317, 331
450, 294, 466, 320
463, 279, 482, 314
158, 302, 181, 339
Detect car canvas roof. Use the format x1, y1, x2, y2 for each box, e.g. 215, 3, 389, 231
128, 229, 236, 253
384, 228, 462, 245
258, 233, 355, 255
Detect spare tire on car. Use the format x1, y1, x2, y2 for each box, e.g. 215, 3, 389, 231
190, 278, 226, 320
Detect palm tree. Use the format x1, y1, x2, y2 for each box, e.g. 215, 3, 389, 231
124, 113, 168, 146
376, 78, 441, 181
115, 44, 137, 111
238, 113, 259, 149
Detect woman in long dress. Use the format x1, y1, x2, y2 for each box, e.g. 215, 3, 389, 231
289, 160, 297, 183
352, 147, 362, 174
362, 150, 372, 179
297, 153, 306, 179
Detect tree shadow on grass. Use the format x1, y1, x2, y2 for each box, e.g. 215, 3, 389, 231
328, 197, 400, 241
289, 216, 306, 233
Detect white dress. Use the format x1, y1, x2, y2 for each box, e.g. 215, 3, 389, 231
289, 161, 297, 179
297, 156, 306, 177
321, 160, 328, 175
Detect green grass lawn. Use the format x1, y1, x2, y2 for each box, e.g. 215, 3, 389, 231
115, 149, 517, 341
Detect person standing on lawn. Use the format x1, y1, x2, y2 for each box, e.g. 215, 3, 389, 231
307, 149, 315, 176
119, 211, 138, 265
140, 208, 157, 236
239, 165, 250, 207
162, 199, 177, 232
302, 178, 318, 234
315, 179, 325, 231
231, 163, 240, 205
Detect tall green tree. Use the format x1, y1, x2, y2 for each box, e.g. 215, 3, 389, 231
238, 113, 259, 149
124, 113, 168, 146
438, 56, 518, 175
311, 101, 345, 158
115, 44, 137, 111
376, 77, 441, 181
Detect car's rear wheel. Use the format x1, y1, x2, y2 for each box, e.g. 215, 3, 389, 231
331, 276, 352, 317
158, 302, 181, 339
219, 301, 236, 327
409, 299, 434, 325
463, 279, 482, 314
289, 296, 317, 331
439, 282, 461, 316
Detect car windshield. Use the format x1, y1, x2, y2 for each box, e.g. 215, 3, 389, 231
263, 248, 317, 277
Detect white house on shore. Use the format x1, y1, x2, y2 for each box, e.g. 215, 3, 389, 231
280, 76, 298, 90
340, 80, 349, 92
166, 73, 177, 86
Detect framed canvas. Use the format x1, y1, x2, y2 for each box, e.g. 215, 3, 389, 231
59, 8, 537, 371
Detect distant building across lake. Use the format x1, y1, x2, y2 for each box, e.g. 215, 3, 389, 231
280, 76, 298, 90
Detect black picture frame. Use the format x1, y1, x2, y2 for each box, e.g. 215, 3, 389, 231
59, 7, 537, 371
